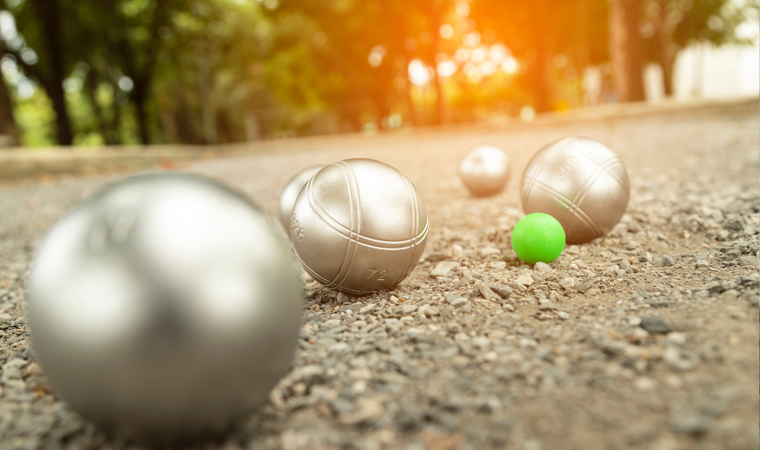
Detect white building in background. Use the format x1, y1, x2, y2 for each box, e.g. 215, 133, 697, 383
645, 38, 760, 101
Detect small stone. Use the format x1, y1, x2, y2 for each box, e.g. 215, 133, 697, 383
556, 311, 570, 320
663, 347, 700, 371
538, 300, 557, 311
585, 288, 602, 296
487, 284, 512, 299
0, 314, 11, 329
653, 255, 675, 267
360, 304, 376, 315
639, 316, 672, 334
633, 377, 658, 391
662, 332, 687, 346
515, 273, 534, 286
534, 262, 553, 273
400, 304, 418, 315
431, 261, 459, 277
450, 298, 468, 308
647, 301, 670, 308
639, 252, 653, 263
337, 293, 349, 304
418, 305, 440, 317
739, 256, 756, 266
700, 281, 726, 296
479, 247, 501, 257
478, 284, 501, 301
559, 277, 576, 290
339, 397, 384, 425
490, 261, 507, 270
695, 260, 710, 268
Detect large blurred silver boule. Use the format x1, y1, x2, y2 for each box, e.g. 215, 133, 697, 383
521, 137, 630, 245
459, 146, 510, 197
290, 159, 428, 295
278, 165, 324, 232
28, 173, 303, 440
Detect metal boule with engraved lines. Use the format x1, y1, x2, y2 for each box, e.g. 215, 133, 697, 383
290, 159, 428, 295
521, 137, 630, 245
459, 145, 510, 197
278, 165, 325, 233
27, 173, 303, 440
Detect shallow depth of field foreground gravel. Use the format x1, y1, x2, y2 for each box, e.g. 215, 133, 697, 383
0, 102, 758, 450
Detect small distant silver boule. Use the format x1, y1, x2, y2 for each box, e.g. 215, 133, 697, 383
521, 137, 630, 244
290, 159, 428, 295
279, 165, 325, 232
460, 146, 510, 197
28, 173, 303, 440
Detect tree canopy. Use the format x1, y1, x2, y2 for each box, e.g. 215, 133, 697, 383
0, 0, 756, 147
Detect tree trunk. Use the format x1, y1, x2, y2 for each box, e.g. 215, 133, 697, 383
131, 78, 150, 145
608, 0, 646, 102
652, 2, 674, 96
0, 45, 19, 146
196, 50, 218, 145
30, 0, 73, 145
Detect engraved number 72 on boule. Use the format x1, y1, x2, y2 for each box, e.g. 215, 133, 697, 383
291, 213, 305, 241
367, 268, 388, 281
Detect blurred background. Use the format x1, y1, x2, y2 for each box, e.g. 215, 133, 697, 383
0, 0, 757, 148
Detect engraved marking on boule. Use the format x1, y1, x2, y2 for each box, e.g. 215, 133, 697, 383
333, 160, 362, 289
395, 174, 420, 286
530, 179, 604, 236
521, 136, 574, 206
561, 157, 621, 228
565, 139, 630, 191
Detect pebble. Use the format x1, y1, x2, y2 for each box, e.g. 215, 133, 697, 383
534, 262, 553, 273
418, 305, 440, 317
653, 255, 675, 267
360, 304, 376, 314
478, 284, 501, 301
538, 300, 557, 311
515, 273, 534, 286
431, 261, 459, 277
450, 298, 468, 308
401, 304, 418, 315
639, 316, 672, 334
559, 277, 576, 290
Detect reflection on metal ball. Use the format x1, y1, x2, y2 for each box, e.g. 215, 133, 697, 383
290, 159, 428, 295
521, 137, 630, 245
279, 165, 325, 233
459, 146, 510, 197
28, 173, 303, 440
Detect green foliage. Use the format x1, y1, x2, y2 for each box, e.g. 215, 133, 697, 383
0, 0, 757, 147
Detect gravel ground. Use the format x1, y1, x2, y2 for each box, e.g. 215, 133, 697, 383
0, 102, 758, 450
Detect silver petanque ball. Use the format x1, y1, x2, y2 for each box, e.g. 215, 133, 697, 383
521, 137, 630, 245
27, 173, 303, 440
290, 159, 428, 295
459, 146, 510, 197
278, 165, 324, 232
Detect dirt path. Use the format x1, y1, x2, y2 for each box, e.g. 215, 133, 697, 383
0, 102, 757, 450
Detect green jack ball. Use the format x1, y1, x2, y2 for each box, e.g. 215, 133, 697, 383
511, 213, 566, 264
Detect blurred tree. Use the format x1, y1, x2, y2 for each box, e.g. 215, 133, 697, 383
6, 0, 74, 145
469, 0, 610, 112
0, 41, 19, 145
0, 0, 756, 147
642, 0, 759, 96
609, 0, 646, 101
